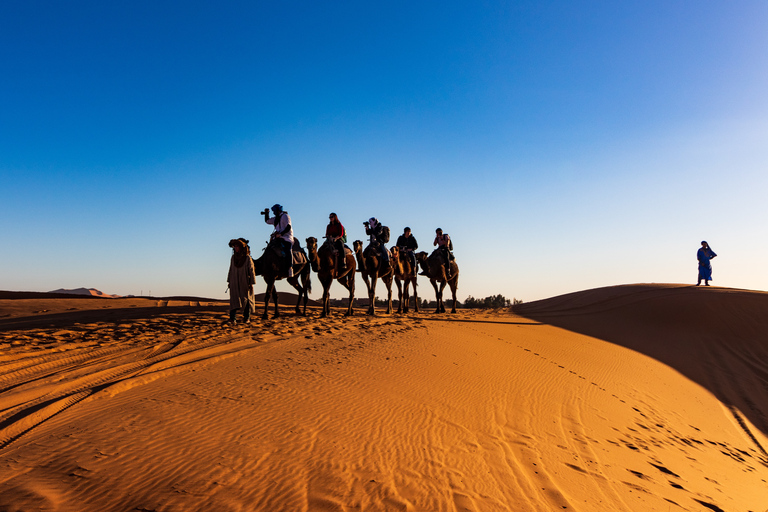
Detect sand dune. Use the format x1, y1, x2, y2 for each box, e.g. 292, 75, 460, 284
47, 288, 121, 298
516, 283, 768, 440
0, 285, 766, 511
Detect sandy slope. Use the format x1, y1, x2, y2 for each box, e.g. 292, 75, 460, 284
0, 286, 767, 511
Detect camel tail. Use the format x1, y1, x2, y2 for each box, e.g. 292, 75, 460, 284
306, 274, 312, 295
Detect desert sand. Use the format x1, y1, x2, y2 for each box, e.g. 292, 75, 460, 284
1, 284, 767, 511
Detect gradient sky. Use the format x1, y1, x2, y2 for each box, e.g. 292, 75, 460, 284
2, 1, 767, 302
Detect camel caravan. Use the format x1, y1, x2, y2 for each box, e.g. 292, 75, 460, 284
226, 205, 459, 321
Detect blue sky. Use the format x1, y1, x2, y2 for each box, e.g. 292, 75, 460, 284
2, 1, 767, 302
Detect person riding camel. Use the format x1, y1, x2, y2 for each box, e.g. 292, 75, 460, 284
396, 227, 419, 277
431, 227, 453, 279
263, 203, 294, 278
325, 212, 347, 271
364, 217, 390, 268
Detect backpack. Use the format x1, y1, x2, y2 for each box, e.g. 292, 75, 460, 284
380, 226, 390, 244
341, 224, 348, 244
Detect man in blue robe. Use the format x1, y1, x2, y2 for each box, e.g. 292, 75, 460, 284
696, 241, 717, 286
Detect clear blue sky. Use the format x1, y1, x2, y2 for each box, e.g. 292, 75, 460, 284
2, 1, 767, 302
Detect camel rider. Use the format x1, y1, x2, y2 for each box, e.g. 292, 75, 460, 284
433, 228, 453, 279
364, 217, 390, 267
396, 227, 419, 277
325, 212, 347, 271
263, 203, 294, 278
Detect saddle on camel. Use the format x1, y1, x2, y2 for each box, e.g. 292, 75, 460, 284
391, 245, 419, 314
416, 247, 459, 314
353, 234, 394, 316
422, 228, 454, 279
306, 236, 356, 317
325, 212, 348, 272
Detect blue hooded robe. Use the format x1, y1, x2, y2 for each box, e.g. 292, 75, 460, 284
697, 246, 717, 281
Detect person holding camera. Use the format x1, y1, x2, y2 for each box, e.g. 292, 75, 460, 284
364, 217, 390, 266
396, 227, 419, 277
430, 228, 453, 279
263, 204, 294, 277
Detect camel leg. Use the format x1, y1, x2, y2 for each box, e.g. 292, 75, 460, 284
360, 274, 372, 315
439, 281, 447, 313
288, 276, 303, 315
347, 279, 355, 316
368, 274, 377, 315
272, 286, 280, 318
385, 276, 393, 314
303, 268, 311, 315
430, 279, 441, 314
402, 279, 409, 314
262, 280, 273, 320
412, 277, 419, 313
395, 278, 403, 314
342, 275, 355, 316
320, 276, 331, 317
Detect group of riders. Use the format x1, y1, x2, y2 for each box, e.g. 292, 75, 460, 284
264, 203, 454, 279
227, 203, 455, 323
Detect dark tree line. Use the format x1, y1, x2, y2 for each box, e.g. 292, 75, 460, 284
327, 294, 522, 309
462, 294, 522, 309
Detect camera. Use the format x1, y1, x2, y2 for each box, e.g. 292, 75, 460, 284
262, 208, 270, 215
363, 221, 369, 226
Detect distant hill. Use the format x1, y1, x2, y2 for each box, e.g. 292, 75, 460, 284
48, 288, 121, 298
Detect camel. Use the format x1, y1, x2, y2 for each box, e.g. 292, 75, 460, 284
252, 239, 311, 319
416, 250, 459, 313
353, 240, 394, 315
306, 237, 356, 317
391, 246, 419, 314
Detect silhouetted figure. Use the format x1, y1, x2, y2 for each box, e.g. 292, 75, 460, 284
227, 238, 255, 323
696, 241, 717, 286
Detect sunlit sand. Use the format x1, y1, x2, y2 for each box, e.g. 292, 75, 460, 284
1, 284, 766, 511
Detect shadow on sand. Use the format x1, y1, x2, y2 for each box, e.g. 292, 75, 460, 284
514, 283, 768, 448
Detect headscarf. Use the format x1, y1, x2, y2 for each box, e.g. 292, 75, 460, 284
229, 238, 250, 267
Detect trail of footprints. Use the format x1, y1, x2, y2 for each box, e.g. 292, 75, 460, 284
509, 338, 768, 512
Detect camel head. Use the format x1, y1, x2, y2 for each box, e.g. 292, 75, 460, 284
415, 251, 429, 275
306, 237, 317, 252
353, 240, 363, 253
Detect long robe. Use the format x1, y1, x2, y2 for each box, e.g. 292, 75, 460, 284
697, 247, 717, 281
228, 255, 256, 312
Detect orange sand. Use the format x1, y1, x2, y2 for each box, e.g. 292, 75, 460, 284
1, 284, 766, 511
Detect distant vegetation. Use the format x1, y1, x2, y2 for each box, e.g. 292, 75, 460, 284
326, 294, 523, 309
462, 294, 520, 309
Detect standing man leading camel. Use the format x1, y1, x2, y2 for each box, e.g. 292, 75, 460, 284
263, 203, 294, 277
